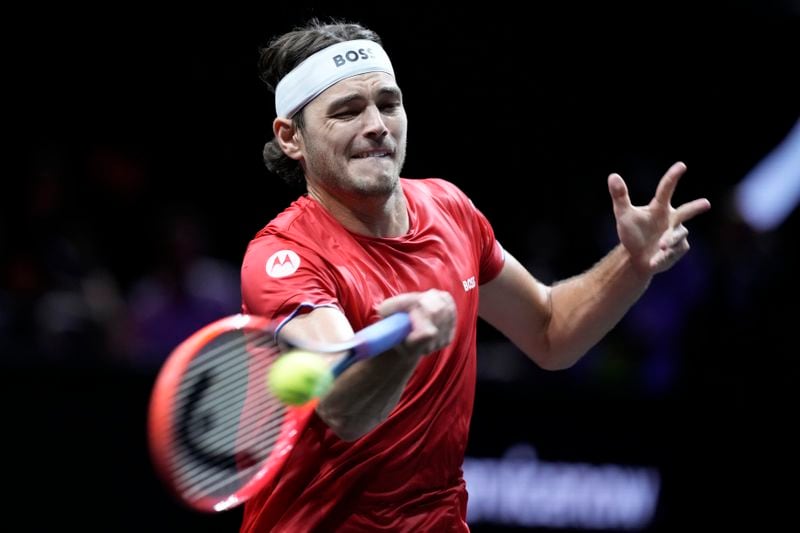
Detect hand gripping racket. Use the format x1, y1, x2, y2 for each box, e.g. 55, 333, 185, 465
147, 312, 411, 512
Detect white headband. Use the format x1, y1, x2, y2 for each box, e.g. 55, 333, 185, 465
275, 39, 395, 118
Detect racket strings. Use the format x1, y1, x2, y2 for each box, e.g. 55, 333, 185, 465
176, 394, 287, 496
171, 330, 278, 397
168, 329, 294, 500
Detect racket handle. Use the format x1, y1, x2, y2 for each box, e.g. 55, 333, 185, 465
352, 312, 412, 358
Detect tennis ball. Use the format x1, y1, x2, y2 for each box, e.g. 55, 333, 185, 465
267, 350, 333, 405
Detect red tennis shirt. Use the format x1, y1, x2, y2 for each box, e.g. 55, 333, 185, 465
239, 177, 504, 532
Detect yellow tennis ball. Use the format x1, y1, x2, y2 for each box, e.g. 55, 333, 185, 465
267, 350, 333, 405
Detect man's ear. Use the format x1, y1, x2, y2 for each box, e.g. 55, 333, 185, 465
273, 117, 303, 160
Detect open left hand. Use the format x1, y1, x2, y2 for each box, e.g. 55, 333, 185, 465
608, 161, 711, 276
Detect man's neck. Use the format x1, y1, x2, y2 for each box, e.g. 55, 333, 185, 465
307, 186, 409, 238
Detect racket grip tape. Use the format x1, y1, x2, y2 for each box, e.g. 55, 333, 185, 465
354, 312, 412, 356
331, 312, 412, 376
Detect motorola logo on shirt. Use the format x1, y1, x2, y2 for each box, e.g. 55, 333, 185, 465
266, 250, 300, 278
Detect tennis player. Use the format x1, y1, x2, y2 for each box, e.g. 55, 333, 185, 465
239, 18, 710, 532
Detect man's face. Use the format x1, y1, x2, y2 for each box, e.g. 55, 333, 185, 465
296, 71, 407, 199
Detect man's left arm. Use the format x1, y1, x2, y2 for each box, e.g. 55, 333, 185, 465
479, 161, 710, 370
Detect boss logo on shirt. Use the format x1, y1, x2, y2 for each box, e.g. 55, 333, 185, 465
332, 48, 375, 67
266, 250, 300, 278
462, 276, 476, 292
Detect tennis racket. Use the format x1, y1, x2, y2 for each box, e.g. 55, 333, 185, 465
147, 311, 411, 513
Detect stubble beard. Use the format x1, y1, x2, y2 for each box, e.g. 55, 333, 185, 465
318, 142, 407, 199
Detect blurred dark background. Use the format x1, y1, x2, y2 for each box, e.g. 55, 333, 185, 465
4, 2, 799, 531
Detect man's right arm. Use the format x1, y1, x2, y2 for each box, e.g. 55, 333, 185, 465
281, 289, 456, 441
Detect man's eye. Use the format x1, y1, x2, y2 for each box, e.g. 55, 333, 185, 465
333, 110, 356, 118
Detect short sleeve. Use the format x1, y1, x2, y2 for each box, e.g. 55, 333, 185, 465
470, 199, 505, 285
240, 235, 340, 323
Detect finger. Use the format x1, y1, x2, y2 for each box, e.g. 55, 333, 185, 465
608, 173, 632, 217
650, 239, 691, 271
404, 315, 438, 344
649, 249, 670, 270
417, 289, 454, 314
659, 225, 688, 249
653, 161, 687, 206
376, 292, 421, 316
404, 308, 451, 349
675, 198, 711, 223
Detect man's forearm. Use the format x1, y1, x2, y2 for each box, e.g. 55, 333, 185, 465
544, 244, 651, 369
316, 348, 421, 441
